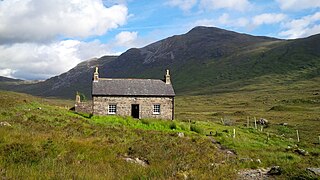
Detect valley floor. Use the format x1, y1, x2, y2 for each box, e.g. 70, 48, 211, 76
0, 86, 319, 179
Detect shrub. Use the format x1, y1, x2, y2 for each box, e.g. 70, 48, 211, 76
169, 122, 177, 130
190, 124, 203, 134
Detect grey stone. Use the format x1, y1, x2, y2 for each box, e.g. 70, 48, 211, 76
294, 148, 309, 156
75, 102, 93, 114
92, 96, 174, 120
177, 132, 184, 137
258, 118, 268, 125
307, 168, 320, 176
267, 166, 282, 175
124, 157, 148, 167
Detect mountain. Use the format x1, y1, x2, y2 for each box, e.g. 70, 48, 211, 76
1, 26, 319, 99
7, 56, 118, 98
0, 76, 22, 82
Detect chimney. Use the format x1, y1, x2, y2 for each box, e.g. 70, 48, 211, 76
93, 66, 99, 82
75, 92, 81, 103
165, 69, 171, 84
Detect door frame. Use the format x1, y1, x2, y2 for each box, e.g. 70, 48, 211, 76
131, 104, 140, 119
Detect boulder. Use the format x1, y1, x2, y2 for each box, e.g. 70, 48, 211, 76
258, 118, 268, 125
177, 132, 184, 138
307, 168, 320, 176
123, 157, 148, 167
294, 148, 309, 156
267, 166, 282, 175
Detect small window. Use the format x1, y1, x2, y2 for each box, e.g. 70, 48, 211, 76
153, 104, 160, 114
108, 104, 117, 114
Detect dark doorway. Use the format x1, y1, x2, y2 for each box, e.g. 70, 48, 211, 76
131, 104, 139, 119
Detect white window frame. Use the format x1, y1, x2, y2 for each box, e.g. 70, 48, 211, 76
153, 104, 161, 115
108, 104, 117, 114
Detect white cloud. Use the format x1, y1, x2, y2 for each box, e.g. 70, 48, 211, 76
166, 0, 197, 11
0, 0, 130, 80
279, 12, 320, 39
114, 31, 154, 49
0, 69, 16, 79
276, 0, 320, 10
0, 40, 113, 80
193, 19, 215, 27
115, 31, 138, 47
191, 14, 251, 31
0, 0, 128, 43
200, 0, 251, 12
252, 13, 287, 26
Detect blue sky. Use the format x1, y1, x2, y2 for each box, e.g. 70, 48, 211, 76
0, 0, 319, 80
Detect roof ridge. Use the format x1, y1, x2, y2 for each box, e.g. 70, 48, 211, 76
98, 78, 163, 81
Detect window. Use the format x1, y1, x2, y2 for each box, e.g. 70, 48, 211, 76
153, 104, 160, 114
108, 104, 117, 114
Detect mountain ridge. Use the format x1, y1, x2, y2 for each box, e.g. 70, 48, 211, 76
0, 26, 319, 99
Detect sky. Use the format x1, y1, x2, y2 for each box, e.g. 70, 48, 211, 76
0, 0, 319, 80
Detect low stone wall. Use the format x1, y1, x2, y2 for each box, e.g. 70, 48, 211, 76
75, 102, 93, 114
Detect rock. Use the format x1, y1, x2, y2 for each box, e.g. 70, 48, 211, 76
285, 145, 292, 151
256, 159, 261, 164
258, 118, 268, 125
307, 168, 320, 176
267, 166, 282, 175
123, 157, 148, 167
0, 122, 11, 127
294, 148, 309, 156
237, 168, 270, 180
226, 151, 233, 155
177, 132, 184, 138
280, 123, 288, 126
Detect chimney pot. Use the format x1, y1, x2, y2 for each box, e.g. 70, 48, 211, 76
93, 66, 99, 81
165, 69, 171, 84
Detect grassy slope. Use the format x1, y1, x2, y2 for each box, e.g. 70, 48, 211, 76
0, 90, 319, 179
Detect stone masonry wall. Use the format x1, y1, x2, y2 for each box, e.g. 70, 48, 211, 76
75, 102, 93, 114
93, 96, 174, 120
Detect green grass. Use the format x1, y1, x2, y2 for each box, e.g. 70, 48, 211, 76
0, 88, 319, 179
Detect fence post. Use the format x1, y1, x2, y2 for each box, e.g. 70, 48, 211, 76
233, 129, 236, 138
254, 117, 257, 129
296, 130, 300, 143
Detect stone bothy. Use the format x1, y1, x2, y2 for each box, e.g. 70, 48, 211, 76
76, 67, 175, 120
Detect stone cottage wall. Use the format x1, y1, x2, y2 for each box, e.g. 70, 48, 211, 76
93, 96, 174, 120
75, 102, 93, 114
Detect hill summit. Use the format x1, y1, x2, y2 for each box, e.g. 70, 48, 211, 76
1, 26, 319, 98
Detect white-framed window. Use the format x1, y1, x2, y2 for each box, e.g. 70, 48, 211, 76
108, 104, 117, 114
153, 104, 160, 114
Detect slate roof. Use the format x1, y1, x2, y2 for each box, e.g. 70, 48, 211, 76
92, 78, 175, 96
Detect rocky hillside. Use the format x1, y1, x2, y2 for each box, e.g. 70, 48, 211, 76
0, 76, 22, 82
4, 56, 117, 98
1, 26, 320, 98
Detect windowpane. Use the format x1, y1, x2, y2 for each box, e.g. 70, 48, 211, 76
108, 104, 116, 114
153, 104, 160, 114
